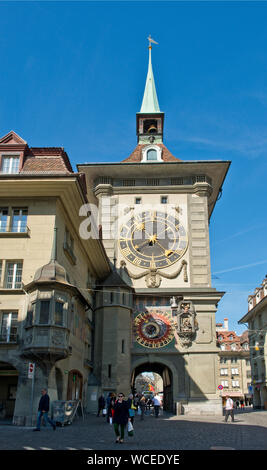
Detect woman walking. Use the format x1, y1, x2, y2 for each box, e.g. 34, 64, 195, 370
127, 393, 137, 424
113, 392, 130, 444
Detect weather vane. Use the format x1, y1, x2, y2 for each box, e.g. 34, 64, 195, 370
147, 35, 158, 48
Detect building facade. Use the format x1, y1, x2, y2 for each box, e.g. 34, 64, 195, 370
0, 131, 110, 425
239, 277, 267, 409
216, 318, 251, 406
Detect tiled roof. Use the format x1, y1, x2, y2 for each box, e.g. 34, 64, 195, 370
121, 144, 182, 163
21, 148, 73, 174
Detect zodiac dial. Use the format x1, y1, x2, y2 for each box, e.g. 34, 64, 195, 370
119, 210, 188, 269
133, 311, 174, 348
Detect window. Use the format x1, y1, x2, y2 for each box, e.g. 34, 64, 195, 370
0, 208, 8, 232
220, 368, 228, 376
141, 145, 163, 163
231, 368, 239, 375
64, 228, 76, 264
220, 358, 227, 364
243, 343, 249, 350
220, 344, 225, 351
11, 208, 28, 233
161, 196, 168, 204
231, 358, 237, 364
0, 261, 2, 285
0, 311, 18, 342
135, 197, 142, 205
39, 300, 50, 324
108, 364, 112, 378
121, 340, 125, 354
229, 335, 233, 340
147, 149, 157, 161
1, 156, 20, 174
55, 302, 64, 326
221, 380, 228, 388
231, 343, 237, 351
232, 380, 239, 388
5, 262, 23, 288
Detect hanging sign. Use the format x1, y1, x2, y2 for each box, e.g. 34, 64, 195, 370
28, 362, 35, 379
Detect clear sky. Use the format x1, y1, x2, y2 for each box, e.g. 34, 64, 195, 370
0, 1, 266, 334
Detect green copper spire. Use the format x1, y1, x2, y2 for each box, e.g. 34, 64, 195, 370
140, 38, 161, 113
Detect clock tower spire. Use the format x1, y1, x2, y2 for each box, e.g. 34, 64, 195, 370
137, 36, 165, 144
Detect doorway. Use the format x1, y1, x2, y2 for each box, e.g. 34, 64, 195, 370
0, 362, 18, 423
67, 370, 83, 400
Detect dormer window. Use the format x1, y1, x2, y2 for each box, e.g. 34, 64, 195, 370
1, 155, 20, 174
147, 149, 157, 161
141, 145, 163, 163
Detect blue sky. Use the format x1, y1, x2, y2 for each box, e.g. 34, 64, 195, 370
0, 1, 267, 333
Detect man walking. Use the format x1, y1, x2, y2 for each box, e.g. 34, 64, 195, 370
33, 388, 56, 431
152, 394, 162, 418
225, 395, 235, 422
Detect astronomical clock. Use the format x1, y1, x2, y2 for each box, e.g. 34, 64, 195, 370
133, 310, 174, 349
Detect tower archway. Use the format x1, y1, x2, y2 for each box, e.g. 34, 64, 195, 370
131, 361, 173, 412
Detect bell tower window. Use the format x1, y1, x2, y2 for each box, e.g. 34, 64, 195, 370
147, 149, 157, 161
144, 119, 158, 135
141, 145, 163, 163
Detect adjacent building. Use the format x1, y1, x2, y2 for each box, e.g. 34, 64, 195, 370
216, 318, 251, 406
239, 277, 267, 409
0, 131, 110, 425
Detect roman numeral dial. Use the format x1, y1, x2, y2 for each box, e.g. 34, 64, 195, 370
119, 210, 188, 269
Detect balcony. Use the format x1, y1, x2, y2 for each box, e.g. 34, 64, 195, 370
0, 226, 30, 238
23, 325, 71, 363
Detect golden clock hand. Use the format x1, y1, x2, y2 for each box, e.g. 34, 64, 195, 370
134, 239, 150, 251
154, 238, 174, 257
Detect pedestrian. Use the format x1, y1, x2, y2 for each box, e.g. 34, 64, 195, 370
240, 399, 244, 410
236, 400, 239, 409
152, 393, 162, 418
106, 392, 116, 424
139, 395, 146, 421
33, 388, 56, 431
97, 395, 105, 417
224, 395, 235, 422
113, 392, 131, 444
127, 393, 137, 424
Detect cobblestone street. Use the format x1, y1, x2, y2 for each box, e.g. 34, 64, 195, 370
0, 409, 266, 451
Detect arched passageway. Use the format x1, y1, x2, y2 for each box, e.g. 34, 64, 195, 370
131, 362, 173, 411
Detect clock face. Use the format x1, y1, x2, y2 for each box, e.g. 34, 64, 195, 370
119, 210, 187, 269
134, 311, 174, 348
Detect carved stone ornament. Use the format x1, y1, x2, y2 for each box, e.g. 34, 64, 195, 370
120, 259, 188, 288
175, 301, 198, 348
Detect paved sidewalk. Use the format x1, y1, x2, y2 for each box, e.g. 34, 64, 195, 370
0, 410, 266, 451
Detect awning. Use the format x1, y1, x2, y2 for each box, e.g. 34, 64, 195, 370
221, 392, 244, 397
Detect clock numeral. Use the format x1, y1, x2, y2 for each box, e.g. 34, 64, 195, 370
121, 247, 131, 257
132, 257, 142, 266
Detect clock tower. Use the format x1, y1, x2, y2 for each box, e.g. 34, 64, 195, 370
78, 41, 231, 415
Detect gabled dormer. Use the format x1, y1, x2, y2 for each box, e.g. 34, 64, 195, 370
0, 131, 28, 174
